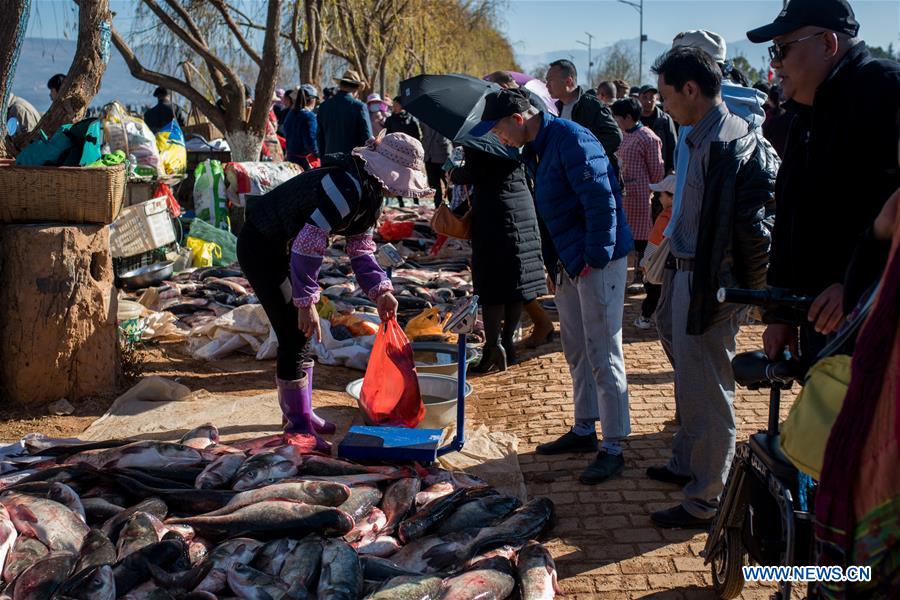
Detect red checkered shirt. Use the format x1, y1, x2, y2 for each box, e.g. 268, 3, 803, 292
617, 124, 665, 240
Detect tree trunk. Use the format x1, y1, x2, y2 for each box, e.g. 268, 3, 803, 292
0, 0, 31, 157
0, 224, 120, 407
12, 0, 112, 151
225, 130, 264, 162
298, 0, 326, 88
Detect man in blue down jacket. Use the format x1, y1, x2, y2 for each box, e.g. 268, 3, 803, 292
471, 89, 634, 485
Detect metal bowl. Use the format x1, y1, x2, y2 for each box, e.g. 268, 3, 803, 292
346, 373, 473, 429
410, 342, 479, 376
119, 261, 174, 290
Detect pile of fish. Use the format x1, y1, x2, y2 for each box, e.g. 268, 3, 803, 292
0, 424, 559, 599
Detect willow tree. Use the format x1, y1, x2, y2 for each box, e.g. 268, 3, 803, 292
110, 0, 282, 161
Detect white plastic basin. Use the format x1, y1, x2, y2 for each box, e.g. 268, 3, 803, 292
345, 373, 473, 429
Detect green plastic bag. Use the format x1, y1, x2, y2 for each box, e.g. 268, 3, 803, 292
193, 159, 230, 230
187, 218, 237, 266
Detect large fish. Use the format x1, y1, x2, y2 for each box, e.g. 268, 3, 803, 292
14, 482, 87, 523
2, 537, 48, 582
338, 486, 383, 524
81, 497, 125, 525
231, 453, 299, 491
415, 483, 454, 509
115, 512, 166, 561
364, 575, 443, 600
433, 496, 521, 536
0, 506, 18, 581
345, 508, 387, 547
101, 472, 235, 516
0, 491, 89, 554
398, 487, 494, 543
438, 556, 516, 600
289, 468, 417, 488
194, 454, 245, 490
298, 456, 399, 477
74, 529, 117, 575
167, 501, 354, 540
178, 425, 220, 450
390, 530, 481, 574
516, 542, 562, 600
357, 536, 402, 558
101, 498, 168, 544
63, 441, 203, 471
317, 539, 362, 600
381, 478, 420, 534
202, 480, 350, 517
8, 552, 76, 600
192, 538, 263, 594
56, 564, 116, 600
112, 539, 190, 596
226, 563, 293, 599
251, 538, 298, 577
279, 535, 324, 589
359, 556, 424, 582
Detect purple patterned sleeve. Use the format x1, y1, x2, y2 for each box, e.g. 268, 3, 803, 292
346, 230, 392, 300
290, 224, 328, 307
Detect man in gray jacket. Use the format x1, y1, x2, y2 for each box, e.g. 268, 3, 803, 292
420, 122, 452, 207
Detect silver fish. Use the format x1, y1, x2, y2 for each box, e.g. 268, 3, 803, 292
390, 530, 480, 574
3, 536, 48, 582
10, 552, 76, 600
203, 481, 350, 517
226, 563, 290, 599
56, 564, 116, 600
364, 575, 443, 600
168, 501, 354, 540
433, 496, 521, 536
81, 497, 124, 524
0, 491, 89, 554
251, 538, 298, 577
279, 535, 324, 589
116, 512, 165, 561
357, 535, 402, 558
439, 556, 516, 600
381, 478, 421, 534
194, 454, 245, 490
345, 508, 387, 546
317, 539, 362, 600
63, 441, 202, 471
74, 528, 117, 575
516, 541, 562, 600
179, 425, 220, 450
193, 538, 263, 594
338, 486, 383, 524
399, 487, 494, 543
231, 453, 299, 491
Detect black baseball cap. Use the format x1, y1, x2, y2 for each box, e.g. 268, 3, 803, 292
639, 84, 658, 95
470, 89, 532, 137
747, 0, 859, 43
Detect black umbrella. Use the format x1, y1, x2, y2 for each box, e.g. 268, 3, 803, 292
398, 74, 519, 160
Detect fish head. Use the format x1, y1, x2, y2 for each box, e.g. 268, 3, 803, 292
64, 565, 116, 600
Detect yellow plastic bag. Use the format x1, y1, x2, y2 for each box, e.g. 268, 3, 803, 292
185, 236, 222, 268
404, 307, 454, 342
779, 355, 851, 480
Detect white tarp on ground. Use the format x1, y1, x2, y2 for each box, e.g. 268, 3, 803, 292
183, 304, 376, 370
79, 377, 525, 498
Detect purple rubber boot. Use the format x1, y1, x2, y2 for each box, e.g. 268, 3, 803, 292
303, 360, 336, 434
276, 375, 329, 452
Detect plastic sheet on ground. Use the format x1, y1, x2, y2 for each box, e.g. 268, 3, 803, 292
438, 425, 527, 503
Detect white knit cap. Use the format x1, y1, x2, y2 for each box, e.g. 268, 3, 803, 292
672, 30, 727, 62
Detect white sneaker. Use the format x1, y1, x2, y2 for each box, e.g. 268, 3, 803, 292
633, 316, 653, 330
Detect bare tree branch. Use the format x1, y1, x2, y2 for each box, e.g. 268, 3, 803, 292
246, 0, 281, 134
209, 0, 262, 66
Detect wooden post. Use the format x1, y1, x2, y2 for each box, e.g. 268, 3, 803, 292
0, 224, 120, 406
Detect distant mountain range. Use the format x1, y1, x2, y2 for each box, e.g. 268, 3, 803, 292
516, 37, 771, 86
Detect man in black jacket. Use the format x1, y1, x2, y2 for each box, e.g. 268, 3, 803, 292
645, 47, 777, 530
545, 59, 622, 159
143, 87, 187, 134
747, 0, 900, 362
384, 96, 421, 140
316, 70, 373, 155
638, 84, 678, 172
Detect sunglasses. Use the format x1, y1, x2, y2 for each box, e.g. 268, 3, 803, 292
768, 31, 827, 62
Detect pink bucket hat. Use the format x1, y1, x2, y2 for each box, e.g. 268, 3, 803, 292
352, 132, 435, 199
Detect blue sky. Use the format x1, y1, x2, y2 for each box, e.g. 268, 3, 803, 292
26, 0, 900, 54
500, 0, 899, 54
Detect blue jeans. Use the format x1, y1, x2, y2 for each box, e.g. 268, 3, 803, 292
555, 257, 631, 442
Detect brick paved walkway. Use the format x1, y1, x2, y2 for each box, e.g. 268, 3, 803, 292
466, 291, 799, 600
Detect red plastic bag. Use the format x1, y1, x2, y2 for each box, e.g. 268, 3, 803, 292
153, 182, 182, 218
378, 220, 415, 242
359, 318, 424, 427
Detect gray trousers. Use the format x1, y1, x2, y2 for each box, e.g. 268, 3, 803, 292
665, 270, 741, 518
555, 257, 630, 442
654, 266, 676, 368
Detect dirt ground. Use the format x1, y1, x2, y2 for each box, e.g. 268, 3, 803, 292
0, 289, 796, 599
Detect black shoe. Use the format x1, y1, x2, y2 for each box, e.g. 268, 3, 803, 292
646, 465, 691, 486
535, 430, 598, 455
650, 505, 714, 529
579, 450, 625, 485
471, 345, 507, 374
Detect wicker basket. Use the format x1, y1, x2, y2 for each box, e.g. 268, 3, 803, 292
0, 160, 126, 225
